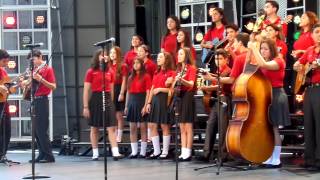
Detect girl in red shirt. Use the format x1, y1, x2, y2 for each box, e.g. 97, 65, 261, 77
109, 46, 128, 143
124, 35, 144, 72
200, 7, 227, 62
175, 47, 197, 161
124, 58, 152, 158
161, 15, 180, 58
146, 52, 176, 159
83, 49, 123, 161
292, 11, 318, 58
137, 44, 157, 78
265, 24, 288, 61
249, 38, 290, 168
176, 29, 197, 64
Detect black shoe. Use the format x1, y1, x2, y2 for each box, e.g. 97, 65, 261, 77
146, 153, 160, 159
158, 154, 169, 160
264, 163, 282, 169
92, 157, 99, 161
128, 154, 138, 159
39, 158, 55, 163
113, 154, 124, 161
138, 155, 146, 159
179, 156, 192, 162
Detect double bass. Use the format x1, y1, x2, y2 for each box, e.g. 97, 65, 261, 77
226, 49, 274, 163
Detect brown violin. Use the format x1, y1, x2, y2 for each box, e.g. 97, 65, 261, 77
226, 49, 274, 163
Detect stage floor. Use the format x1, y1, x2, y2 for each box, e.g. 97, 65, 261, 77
1, 151, 320, 180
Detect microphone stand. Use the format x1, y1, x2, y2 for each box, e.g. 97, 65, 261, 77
97, 44, 108, 180
23, 47, 50, 179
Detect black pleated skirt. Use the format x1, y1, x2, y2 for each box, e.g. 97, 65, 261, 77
269, 88, 291, 126
177, 91, 196, 123
149, 92, 170, 124
114, 84, 125, 111
127, 93, 147, 122
88, 92, 116, 127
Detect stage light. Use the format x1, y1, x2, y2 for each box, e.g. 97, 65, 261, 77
8, 60, 17, 69
292, 0, 300, 3
9, 105, 17, 114
180, 8, 190, 20
5, 16, 15, 25
195, 31, 203, 42
35, 15, 45, 24
3, 16, 17, 29
295, 94, 304, 103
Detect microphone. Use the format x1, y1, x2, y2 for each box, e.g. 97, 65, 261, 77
23, 42, 44, 48
93, 38, 116, 46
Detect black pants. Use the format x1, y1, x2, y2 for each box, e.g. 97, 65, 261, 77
203, 95, 232, 159
303, 86, 320, 167
0, 103, 10, 158
34, 97, 54, 160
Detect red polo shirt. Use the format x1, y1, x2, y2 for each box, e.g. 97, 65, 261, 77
111, 63, 128, 85
144, 58, 157, 78
203, 25, 225, 42
129, 73, 152, 94
293, 31, 315, 58
84, 68, 114, 92
261, 58, 286, 88
276, 39, 288, 60
161, 33, 178, 57
152, 69, 176, 89
298, 46, 320, 83
124, 49, 137, 71
35, 66, 56, 96
180, 65, 197, 92
230, 52, 247, 79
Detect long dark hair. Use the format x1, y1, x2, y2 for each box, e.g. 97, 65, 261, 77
156, 52, 175, 73
209, 7, 228, 30
90, 49, 108, 71
127, 58, 146, 90
176, 47, 195, 71
260, 38, 279, 61
130, 35, 144, 50
165, 15, 181, 36
176, 29, 192, 50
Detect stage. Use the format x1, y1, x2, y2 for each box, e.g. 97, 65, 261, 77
1, 151, 319, 180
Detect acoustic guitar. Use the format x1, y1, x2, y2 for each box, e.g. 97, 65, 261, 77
294, 63, 313, 94
167, 66, 187, 106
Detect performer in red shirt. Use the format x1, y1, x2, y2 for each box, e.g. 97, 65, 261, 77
292, 11, 318, 59
224, 23, 239, 67
124, 58, 152, 158
137, 44, 157, 78
124, 35, 144, 71
198, 49, 232, 162
174, 47, 197, 161
265, 24, 288, 60
293, 24, 320, 171
262, 1, 287, 37
109, 46, 128, 143
161, 15, 180, 58
176, 29, 196, 64
83, 49, 123, 161
200, 7, 227, 62
146, 52, 175, 159
21, 50, 57, 163
249, 38, 290, 168
0, 49, 12, 162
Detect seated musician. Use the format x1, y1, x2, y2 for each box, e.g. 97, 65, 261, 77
197, 49, 232, 162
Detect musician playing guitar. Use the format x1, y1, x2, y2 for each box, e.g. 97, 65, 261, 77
0, 49, 12, 161
21, 49, 56, 163
197, 49, 231, 162
293, 24, 320, 171
200, 7, 227, 63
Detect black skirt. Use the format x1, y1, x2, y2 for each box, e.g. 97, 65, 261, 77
269, 88, 290, 126
177, 91, 196, 123
114, 84, 125, 111
88, 92, 117, 127
127, 93, 147, 122
149, 92, 170, 124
